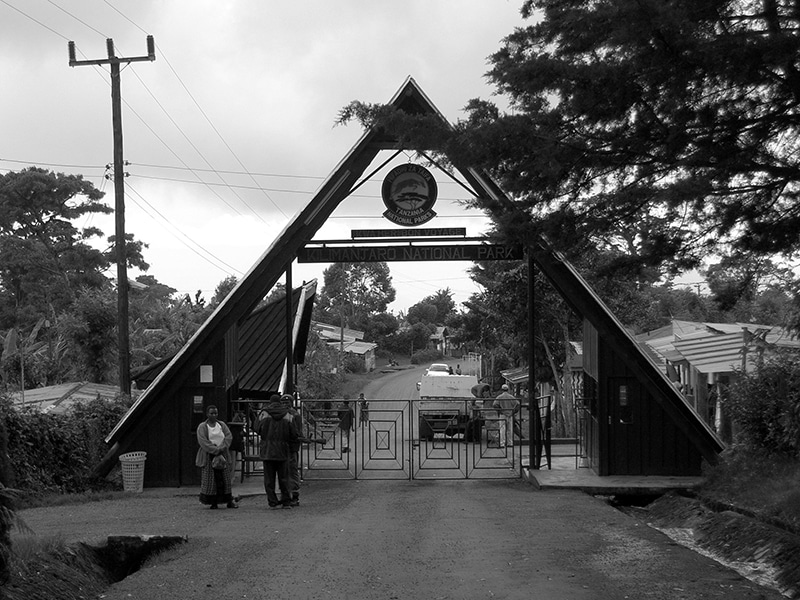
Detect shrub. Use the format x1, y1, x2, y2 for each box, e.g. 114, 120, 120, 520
342, 354, 364, 374
0, 394, 133, 496
723, 350, 800, 456
410, 349, 443, 365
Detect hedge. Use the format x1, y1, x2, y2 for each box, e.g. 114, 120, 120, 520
0, 394, 133, 496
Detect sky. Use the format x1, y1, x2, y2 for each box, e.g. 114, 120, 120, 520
0, 0, 530, 313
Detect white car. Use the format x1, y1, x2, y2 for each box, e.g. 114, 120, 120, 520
425, 363, 450, 376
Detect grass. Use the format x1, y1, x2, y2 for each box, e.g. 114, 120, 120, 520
4, 535, 113, 600
699, 447, 800, 534
19, 489, 126, 509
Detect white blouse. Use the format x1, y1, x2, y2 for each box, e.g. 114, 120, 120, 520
207, 422, 224, 447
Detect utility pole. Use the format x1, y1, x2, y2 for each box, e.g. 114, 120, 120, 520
69, 37, 156, 395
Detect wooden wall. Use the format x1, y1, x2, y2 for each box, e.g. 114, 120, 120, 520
598, 336, 703, 476
124, 338, 231, 487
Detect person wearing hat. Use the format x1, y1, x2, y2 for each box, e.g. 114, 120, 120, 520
493, 384, 520, 448
256, 394, 299, 509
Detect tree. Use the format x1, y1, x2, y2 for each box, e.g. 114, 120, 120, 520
58, 285, 118, 383
340, 0, 800, 272
210, 275, 238, 308
314, 262, 396, 330
0, 168, 111, 329
406, 302, 438, 326
411, 289, 455, 325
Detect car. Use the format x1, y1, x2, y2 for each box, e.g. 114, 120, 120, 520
426, 363, 450, 376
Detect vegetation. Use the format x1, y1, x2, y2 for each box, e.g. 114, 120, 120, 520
701, 448, 800, 533
723, 351, 800, 457
0, 394, 132, 497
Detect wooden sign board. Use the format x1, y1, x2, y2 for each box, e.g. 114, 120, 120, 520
297, 244, 523, 263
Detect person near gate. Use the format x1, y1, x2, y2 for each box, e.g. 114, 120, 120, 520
281, 394, 304, 507
358, 392, 369, 424
338, 398, 355, 453
195, 405, 237, 510
493, 384, 520, 447
257, 394, 299, 509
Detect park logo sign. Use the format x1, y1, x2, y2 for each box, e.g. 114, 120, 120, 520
381, 164, 438, 226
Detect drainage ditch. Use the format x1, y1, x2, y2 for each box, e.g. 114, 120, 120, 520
3, 535, 186, 600
609, 492, 799, 599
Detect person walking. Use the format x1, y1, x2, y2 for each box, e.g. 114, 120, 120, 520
493, 384, 520, 448
358, 393, 369, 425
338, 399, 355, 453
195, 405, 238, 510
257, 394, 299, 509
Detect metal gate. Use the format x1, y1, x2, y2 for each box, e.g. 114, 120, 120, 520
298, 399, 523, 481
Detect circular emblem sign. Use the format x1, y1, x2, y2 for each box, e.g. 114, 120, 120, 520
381, 164, 438, 227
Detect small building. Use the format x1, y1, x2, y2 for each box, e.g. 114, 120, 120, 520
313, 322, 377, 372
636, 320, 800, 432
429, 326, 449, 354
99, 281, 317, 487
10, 382, 138, 415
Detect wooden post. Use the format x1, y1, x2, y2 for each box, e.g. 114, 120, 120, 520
69, 37, 156, 394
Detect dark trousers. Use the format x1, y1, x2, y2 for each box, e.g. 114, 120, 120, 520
288, 450, 300, 500
262, 459, 290, 507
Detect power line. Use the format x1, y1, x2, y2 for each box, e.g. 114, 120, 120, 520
127, 68, 274, 223
102, 0, 286, 219
45, 0, 107, 38
0, 0, 70, 41
125, 181, 244, 277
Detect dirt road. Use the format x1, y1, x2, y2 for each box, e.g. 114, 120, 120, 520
13, 364, 784, 599
17, 479, 781, 600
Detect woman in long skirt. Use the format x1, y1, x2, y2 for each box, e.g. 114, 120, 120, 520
195, 405, 237, 509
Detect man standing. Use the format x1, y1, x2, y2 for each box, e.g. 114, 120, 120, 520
338, 399, 355, 453
358, 393, 369, 425
257, 394, 298, 509
493, 384, 520, 448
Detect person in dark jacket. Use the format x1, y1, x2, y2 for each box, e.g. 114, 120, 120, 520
338, 399, 355, 453
257, 394, 299, 509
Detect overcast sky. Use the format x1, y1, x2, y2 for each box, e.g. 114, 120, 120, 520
0, 1, 529, 312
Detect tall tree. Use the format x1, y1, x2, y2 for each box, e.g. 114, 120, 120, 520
340, 0, 800, 272
314, 262, 396, 330
0, 168, 110, 329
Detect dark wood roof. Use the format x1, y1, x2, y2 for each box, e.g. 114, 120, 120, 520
238, 284, 316, 395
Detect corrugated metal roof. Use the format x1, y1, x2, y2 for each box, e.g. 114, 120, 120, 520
10, 382, 137, 414
671, 327, 800, 374
500, 366, 530, 385
327, 340, 377, 356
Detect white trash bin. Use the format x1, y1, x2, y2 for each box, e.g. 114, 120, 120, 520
119, 451, 147, 493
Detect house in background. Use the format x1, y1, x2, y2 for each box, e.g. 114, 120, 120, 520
10, 382, 139, 415
313, 322, 377, 372
635, 320, 800, 435
429, 326, 449, 355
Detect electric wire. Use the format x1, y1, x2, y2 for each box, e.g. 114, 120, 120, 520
0, 0, 71, 41
44, 0, 107, 38
125, 181, 245, 277
22, 0, 277, 224
127, 68, 273, 224
103, 0, 287, 219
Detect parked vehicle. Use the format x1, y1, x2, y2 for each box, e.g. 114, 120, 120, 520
417, 365, 478, 440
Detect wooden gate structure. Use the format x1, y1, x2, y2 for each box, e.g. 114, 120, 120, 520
99, 77, 723, 488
